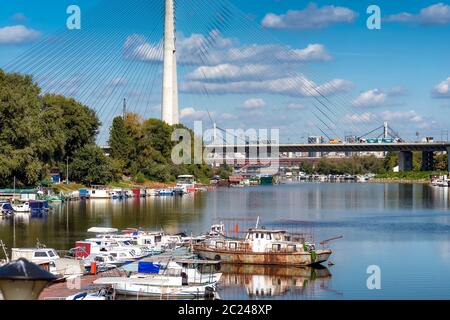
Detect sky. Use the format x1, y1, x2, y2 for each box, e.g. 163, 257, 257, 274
1, 0, 450, 143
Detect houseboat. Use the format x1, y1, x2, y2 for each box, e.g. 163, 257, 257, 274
193, 227, 332, 266
89, 186, 111, 199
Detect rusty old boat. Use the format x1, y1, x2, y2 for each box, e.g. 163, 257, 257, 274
193, 227, 332, 266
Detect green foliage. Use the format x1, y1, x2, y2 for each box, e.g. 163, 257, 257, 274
383, 152, 398, 172
435, 153, 448, 171
374, 171, 448, 181
108, 116, 132, 171
216, 164, 233, 180
315, 155, 383, 175
70, 145, 119, 185
0, 70, 101, 187
109, 113, 215, 183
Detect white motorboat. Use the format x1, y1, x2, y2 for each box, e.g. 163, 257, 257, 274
11, 247, 84, 278
145, 189, 158, 197
94, 273, 217, 299
12, 201, 30, 212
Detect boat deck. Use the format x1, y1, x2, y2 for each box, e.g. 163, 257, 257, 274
39, 270, 124, 300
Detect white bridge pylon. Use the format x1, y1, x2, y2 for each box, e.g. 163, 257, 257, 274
161, 0, 179, 125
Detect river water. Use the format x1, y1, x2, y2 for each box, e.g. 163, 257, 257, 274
1, 182, 450, 300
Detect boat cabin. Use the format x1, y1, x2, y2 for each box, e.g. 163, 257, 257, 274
11, 248, 60, 262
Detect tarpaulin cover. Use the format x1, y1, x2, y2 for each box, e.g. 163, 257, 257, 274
138, 261, 161, 274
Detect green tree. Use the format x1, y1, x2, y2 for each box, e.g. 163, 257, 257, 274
70, 145, 118, 185
40, 93, 100, 159
108, 116, 132, 170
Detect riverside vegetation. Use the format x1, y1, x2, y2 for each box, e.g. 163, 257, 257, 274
0, 70, 446, 187
0, 70, 231, 187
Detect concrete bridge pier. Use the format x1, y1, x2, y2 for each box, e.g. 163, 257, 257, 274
399, 151, 413, 171
421, 151, 435, 171
448, 147, 450, 172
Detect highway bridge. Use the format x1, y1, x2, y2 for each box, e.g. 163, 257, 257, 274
205, 142, 450, 171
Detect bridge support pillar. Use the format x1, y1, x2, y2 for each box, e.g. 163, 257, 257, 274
421, 151, 435, 171
447, 147, 450, 172
399, 151, 413, 171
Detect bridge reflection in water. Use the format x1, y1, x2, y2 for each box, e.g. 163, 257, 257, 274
218, 264, 334, 299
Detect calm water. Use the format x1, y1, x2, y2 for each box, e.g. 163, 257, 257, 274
1, 182, 450, 300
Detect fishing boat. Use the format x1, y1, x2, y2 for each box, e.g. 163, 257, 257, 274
193, 227, 332, 266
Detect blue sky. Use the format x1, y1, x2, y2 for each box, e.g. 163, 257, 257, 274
1, 0, 450, 143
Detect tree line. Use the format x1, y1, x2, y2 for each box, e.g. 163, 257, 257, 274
0, 70, 230, 187
297, 152, 448, 175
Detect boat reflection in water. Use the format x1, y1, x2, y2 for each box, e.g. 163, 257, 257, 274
218, 264, 332, 299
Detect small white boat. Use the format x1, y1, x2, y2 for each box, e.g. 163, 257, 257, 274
145, 189, 158, 197
157, 188, 174, 196
94, 274, 217, 299
12, 201, 30, 212
11, 247, 84, 278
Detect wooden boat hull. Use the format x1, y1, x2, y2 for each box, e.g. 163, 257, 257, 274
193, 247, 331, 266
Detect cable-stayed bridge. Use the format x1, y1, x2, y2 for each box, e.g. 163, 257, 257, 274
3, 0, 449, 172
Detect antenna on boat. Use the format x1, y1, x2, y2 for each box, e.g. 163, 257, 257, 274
255, 216, 260, 229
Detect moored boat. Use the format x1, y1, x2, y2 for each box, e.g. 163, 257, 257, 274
193, 227, 332, 266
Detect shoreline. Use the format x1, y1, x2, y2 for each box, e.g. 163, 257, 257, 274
369, 178, 430, 184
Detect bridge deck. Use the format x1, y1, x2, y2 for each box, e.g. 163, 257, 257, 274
206, 142, 450, 153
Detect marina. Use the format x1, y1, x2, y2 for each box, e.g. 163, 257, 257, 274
1, 182, 450, 299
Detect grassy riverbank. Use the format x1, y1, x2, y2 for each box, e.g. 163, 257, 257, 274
372, 171, 448, 183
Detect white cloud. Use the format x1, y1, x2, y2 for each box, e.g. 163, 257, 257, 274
0, 25, 41, 45
220, 113, 238, 120
243, 98, 266, 110
343, 112, 377, 124
180, 75, 352, 97
380, 110, 425, 125
387, 86, 408, 97
124, 31, 332, 65
432, 77, 450, 98
262, 3, 358, 29
353, 89, 387, 108
185, 64, 285, 81
287, 103, 307, 110
386, 3, 450, 25
179, 107, 210, 121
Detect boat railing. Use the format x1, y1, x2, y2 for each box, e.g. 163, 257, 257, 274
194, 242, 305, 254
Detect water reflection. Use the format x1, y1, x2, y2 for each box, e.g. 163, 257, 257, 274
219, 264, 332, 299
